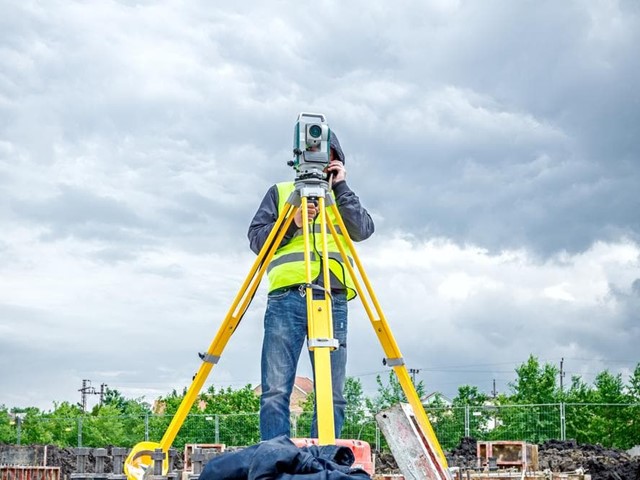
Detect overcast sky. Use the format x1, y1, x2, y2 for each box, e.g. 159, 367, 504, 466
1, 0, 639, 412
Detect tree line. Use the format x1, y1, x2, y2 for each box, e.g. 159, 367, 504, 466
1, 356, 639, 450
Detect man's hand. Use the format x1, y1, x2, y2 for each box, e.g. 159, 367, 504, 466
294, 202, 318, 228
326, 160, 346, 185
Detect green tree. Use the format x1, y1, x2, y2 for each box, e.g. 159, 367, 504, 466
455, 386, 490, 439
492, 356, 561, 443
0, 406, 17, 444
297, 378, 371, 440
82, 404, 128, 447
454, 386, 489, 406
366, 371, 426, 413
148, 384, 261, 448
201, 385, 260, 414
342, 377, 376, 442
22, 403, 79, 446
92, 388, 151, 446
428, 386, 490, 450
199, 385, 260, 446
564, 375, 595, 403
509, 355, 559, 404
147, 389, 183, 445
594, 370, 627, 403
344, 377, 366, 416
101, 388, 151, 415
563, 375, 596, 444
590, 370, 632, 448
280, 377, 378, 442
629, 363, 640, 401
629, 363, 640, 447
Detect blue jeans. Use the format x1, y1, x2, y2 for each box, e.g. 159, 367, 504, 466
260, 287, 348, 440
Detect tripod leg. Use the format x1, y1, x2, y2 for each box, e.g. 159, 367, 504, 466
325, 203, 450, 472
301, 195, 338, 445
156, 202, 298, 451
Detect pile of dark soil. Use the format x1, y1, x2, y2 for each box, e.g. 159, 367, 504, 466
374, 450, 400, 474
538, 439, 640, 480
443, 438, 640, 480
445, 436, 479, 470
46, 446, 81, 479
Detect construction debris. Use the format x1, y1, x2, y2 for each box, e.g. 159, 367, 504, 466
476, 441, 538, 471
375, 403, 451, 480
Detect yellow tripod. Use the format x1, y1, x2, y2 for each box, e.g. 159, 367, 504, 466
124, 179, 450, 480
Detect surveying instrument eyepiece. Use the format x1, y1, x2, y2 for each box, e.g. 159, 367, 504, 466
124, 113, 452, 480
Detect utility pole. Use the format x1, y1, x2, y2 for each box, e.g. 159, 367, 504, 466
99, 383, 108, 406
79, 379, 97, 412
492, 379, 497, 398
408, 368, 420, 385
560, 358, 565, 394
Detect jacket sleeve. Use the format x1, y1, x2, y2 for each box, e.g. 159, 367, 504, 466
332, 180, 375, 242
247, 184, 298, 255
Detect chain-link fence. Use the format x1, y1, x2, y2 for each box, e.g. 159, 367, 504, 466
427, 403, 564, 450
5, 403, 640, 451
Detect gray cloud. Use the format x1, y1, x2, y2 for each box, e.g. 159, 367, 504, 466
0, 1, 639, 410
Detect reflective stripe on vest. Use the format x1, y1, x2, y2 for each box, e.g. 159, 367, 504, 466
267, 182, 357, 300
267, 252, 354, 274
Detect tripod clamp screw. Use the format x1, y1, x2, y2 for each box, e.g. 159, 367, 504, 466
308, 338, 340, 349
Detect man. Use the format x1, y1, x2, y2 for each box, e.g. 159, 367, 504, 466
248, 132, 374, 440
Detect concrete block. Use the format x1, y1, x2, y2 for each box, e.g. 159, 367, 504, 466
375, 403, 452, 480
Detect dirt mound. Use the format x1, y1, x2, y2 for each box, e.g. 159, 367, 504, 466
444, 438, 640, 480
539, 439, 640, 480
46, 446, 80, 480
446, 436, 479, 469
375, 450, 400, 474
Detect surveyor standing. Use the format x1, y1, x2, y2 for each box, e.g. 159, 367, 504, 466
248, 131, 374, 440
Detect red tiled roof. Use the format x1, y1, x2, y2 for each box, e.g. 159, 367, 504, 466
253, 376, 314, 395
293, 376, 314, 394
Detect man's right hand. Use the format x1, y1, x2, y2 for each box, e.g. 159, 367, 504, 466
293, 202, 318, 228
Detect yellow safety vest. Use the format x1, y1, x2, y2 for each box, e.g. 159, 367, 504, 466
267, 182, 357, 300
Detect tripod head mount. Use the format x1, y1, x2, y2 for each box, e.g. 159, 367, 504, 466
293, 176, 335, 206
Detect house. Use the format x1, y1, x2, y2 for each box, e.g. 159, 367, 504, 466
421, 392, 453, 407
253, 376, 314, 414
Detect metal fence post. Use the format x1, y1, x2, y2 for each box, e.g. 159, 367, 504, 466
215, 415, 220, 444
560, 402, 566, 441
16, 416, 22, 445
291, 414, 297, 438
464, 405, 470, 438
77, 417, 83, 447
145, 413, 149, 441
